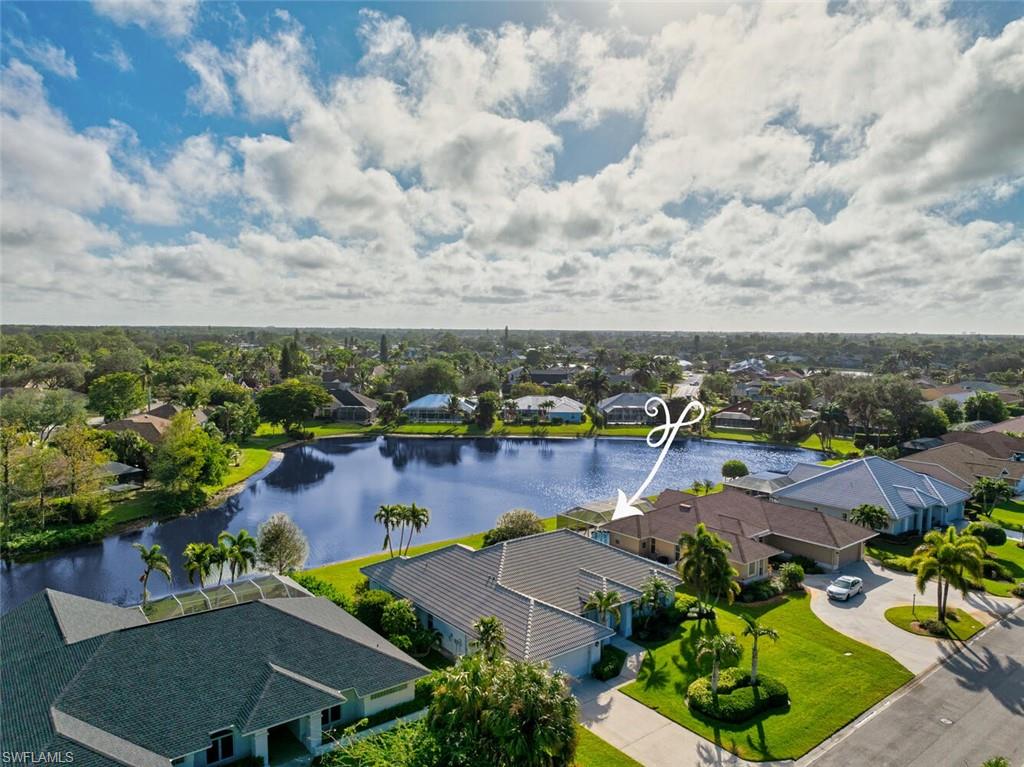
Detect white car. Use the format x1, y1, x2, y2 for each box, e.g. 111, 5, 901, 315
826, 575, 863, 601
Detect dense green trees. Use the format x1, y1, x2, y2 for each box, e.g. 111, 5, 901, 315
964, 391, 1009, 424
482, 508, 545, 546
89, 372, 146, 421
256, 379, 331, 434
474, 391, 501, 429
3, 388, 86, 441
392, 359, 461, 400
152, 413, 230, 509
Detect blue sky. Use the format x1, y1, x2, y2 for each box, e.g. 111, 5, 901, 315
1, 1, 1022, 332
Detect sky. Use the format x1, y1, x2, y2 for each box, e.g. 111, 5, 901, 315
1, 0, 1022, 334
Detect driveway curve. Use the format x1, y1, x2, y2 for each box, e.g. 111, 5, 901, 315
804, 560, 1019, 674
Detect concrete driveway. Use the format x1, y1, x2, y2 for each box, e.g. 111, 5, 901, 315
804, 560, 1019, 673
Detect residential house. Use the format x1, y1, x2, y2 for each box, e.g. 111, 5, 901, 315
941, 429, 1024, 459
601, 488, 876, 579
147, 403, 209, 425
511, 395, 586, 423
771, 456, 969, 535
949, 420, 994, 433
557, 496, 654, 531
363, 530, 680, 677
598, 392, 661, 424
896, 442, 1024, 495
320, 389, 379, 423
402, 394, 475, 423
723, 470, 794, 497
727, 358, 767, 375
528, 366, 583, 386
711, 400, 761, 430
98, 414, 172, 445
979, 415, 1024, 435
100, 461, 144, 491
0, 586, 427, 767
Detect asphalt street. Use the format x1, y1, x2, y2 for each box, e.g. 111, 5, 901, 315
804, 609, 1024, 767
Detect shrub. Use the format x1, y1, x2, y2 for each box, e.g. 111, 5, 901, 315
675, 594, 715, 621
592, 644, 627, 681
481, 508, 545, 546
721, 459, 749, 479
983, 559, 1013, 581
50, 495, 108, 524
289, 573, 352, 611
788, 555, 824, 574
738, 579, 783, 603
965, 520, 1007, 547
686, 669, 789, 723
354, 589, 394, 633
1011, 582, 1024, 599
779, 562, 805, 590
918, 618, 949, 636
381, 598, 418, 639
286, 429, 315, 441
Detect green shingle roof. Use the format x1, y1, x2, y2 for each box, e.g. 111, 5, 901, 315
1, 590, 427, 764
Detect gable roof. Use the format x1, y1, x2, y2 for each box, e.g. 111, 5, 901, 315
146, 403, 208, 424
1, 591, 426, 764
362, 530, 679, 663
335, 388, 379, 409
97, 414, 171, 444
772, 456, 969, 520
897, 442, 1024, 491
979, 415, 1024, 434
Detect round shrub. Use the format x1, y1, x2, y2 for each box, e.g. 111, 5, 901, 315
965, 520, 1007, 547
722, 460, 749, 479
1010, 582, 1024, 599
354, 589, 394, 633
687, 668, 789, 723
592, 645, 628, 681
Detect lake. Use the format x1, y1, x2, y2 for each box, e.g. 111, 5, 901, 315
0, 435, 822, 612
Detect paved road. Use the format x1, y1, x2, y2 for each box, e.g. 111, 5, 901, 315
804, 561, 1018, 673
803, 608, 1024, 767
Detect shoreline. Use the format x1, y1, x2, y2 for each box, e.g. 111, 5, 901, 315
7, 427, 834, 562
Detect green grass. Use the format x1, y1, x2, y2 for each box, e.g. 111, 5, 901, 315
869, 535, 1024, 597
575, 726, 643, 767
619, 592, 912, 762
883, 606, 985, 640
304, 518, 558, 599
211, 447, 274, 490
684, 483, 724, 495
991, 500, 1024, 532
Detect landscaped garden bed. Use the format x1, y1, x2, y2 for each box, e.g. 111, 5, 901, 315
620, 592, 912, 762
883, 606, 985, 640
687, 668, 789, 723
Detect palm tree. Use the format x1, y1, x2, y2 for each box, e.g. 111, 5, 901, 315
210, 540, 230, 585
848, 504, 890, 532
539, 399, 556, 422
374, 504, 401, 558
677, 523, 740, 629
403, 503, 431, 555
971, 477, 1013, 516
141, 358, 155, 412
583, 589, 622, 628
640, 574, 672, 615
182, 542, 215, 588
471, 615, 507, 661
133, 542, 171, 607
696, 633, 743, 696
812, 401, 847, 452
446, 395, 462, 422
911, 526, 986, 624
576, 368, 610, 413
740, 615, 779, 686
218, 529, 258, 583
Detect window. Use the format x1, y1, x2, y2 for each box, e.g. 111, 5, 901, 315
206, 730, 234, 765
322, 704, 343, 727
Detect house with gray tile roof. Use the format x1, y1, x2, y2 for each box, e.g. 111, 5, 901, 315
597, 392, 661, 424
1, 587, 427, 767
362, 529, 680, 677
771, 456, 969, 535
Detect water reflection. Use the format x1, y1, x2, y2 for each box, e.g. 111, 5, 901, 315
1, 435, 822, 612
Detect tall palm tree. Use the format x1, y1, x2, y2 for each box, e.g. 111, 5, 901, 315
911, 526, 986, 624
471, 615, 507, 661
133, 542, 171, 607
182, 542, 215, 588
446, 395, 462, 422
403, 503, 431, 555
677, 523, 739, 629
210, 540, 230, 585
140, 358, 155, 412
539, 399, 556, 421
740, 615, 779, 686
812, 401, 847, 452
583, 589, 622, 628
848, 504, 890, 532
374, 504, 401, 558
575, 368, 610, 412
218, 529, 258, 583
696, 633, 742, 695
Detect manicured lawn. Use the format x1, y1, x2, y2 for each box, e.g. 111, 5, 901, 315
619, 592, 912, 761
869, 535, 1024, 598
575, 726, 643, 767
883, 606, 984, 640
213, 447, 274, 489
684, 483, 724, 495
991, 500, 1024, 532
304, 518, 558, 598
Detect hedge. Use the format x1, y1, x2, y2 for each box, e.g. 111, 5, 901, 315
687, 668, 789, 723
592, 644, 628, 681
965, 520, 1007, 547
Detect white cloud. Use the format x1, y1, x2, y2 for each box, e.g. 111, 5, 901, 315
95, 41, 133, 72
92, 0, 199, 38
6, 37, 77, 78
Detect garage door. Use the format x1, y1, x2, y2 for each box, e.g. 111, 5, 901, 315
549, 646, 592, 678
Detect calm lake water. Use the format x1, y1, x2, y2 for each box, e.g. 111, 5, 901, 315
0, 436, 822, 612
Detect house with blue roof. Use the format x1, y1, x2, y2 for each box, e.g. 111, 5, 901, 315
402, 394, 475, 423
771, 456, 969, 535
